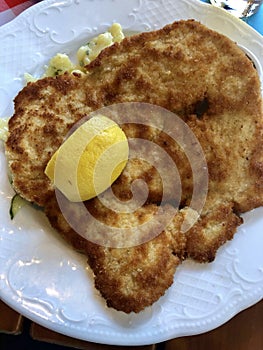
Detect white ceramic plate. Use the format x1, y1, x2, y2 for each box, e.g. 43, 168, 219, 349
0, 0, 263, 346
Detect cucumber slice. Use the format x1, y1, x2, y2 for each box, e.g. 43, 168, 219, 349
9, 194, 27, 220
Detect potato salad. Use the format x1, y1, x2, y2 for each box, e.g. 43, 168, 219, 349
25, 23, 124, 82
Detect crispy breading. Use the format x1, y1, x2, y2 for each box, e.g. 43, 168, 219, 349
45, 193, 187, 313
6, 20, 263, 210
44, 192, 242, 312
5, 20, 263, 312
184, 202, 243, 262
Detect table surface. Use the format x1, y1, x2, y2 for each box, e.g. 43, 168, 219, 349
200, 0, 263, 34
0, 1, 262, 349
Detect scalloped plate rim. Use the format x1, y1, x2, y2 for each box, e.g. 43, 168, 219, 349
0, 0, 263, 346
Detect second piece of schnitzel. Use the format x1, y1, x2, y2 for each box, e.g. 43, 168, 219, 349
5, 20, 263, 312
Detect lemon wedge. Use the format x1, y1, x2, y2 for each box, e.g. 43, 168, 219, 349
45, 115, 129, 202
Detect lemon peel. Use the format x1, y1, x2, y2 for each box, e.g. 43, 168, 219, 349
45, 115, 129, 202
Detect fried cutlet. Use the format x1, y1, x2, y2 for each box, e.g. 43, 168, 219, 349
5, 20, 263, 312
6, 20, 263, 210
44, 193, 241, 312
45, 193, 187, 313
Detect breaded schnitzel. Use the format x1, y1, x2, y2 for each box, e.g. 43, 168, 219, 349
44, 193, 240, 313
45, 193, 187, 313
5, 20, 263, 312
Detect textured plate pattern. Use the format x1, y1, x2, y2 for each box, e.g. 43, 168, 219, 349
0, 0, 263, 345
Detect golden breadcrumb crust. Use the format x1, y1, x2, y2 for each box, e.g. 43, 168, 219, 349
5, 20, 263, 313
45, 195, 187, 313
